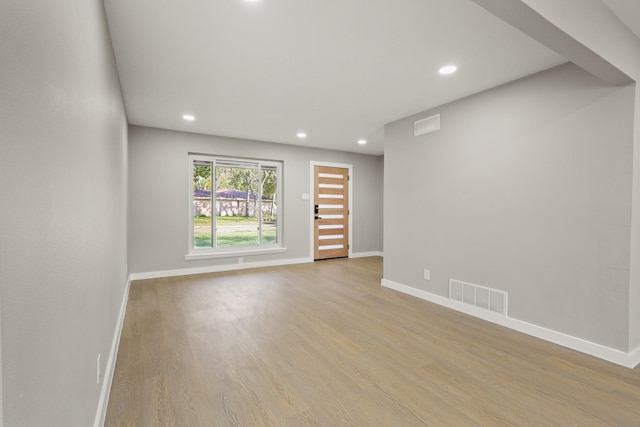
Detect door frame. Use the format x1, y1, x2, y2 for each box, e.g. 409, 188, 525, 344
309, 161, 353, 260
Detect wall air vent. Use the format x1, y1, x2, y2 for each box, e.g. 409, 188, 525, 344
449, 279, 508, 316
414, 114, 440, 136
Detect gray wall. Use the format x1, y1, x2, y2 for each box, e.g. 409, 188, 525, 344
376, 155, 385, 253
514, 0, 640, 354
0, 1, 128, 426
128, 125, 383, 274
631, 85, 640, 350
384, 63, 634, 351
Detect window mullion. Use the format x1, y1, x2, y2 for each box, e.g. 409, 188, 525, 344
258, 166, 263, 245
211, 162, 216, 248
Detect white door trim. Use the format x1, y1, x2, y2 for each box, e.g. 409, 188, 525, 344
309, 161, 353, 260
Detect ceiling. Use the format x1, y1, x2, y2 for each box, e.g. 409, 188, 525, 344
106, 0, 631, 156
602, 0, 640, 40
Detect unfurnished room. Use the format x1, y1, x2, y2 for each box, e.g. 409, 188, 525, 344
2, 0, 640, 426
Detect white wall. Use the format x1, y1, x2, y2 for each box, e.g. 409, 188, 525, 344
384, 63, 634, 351
0, 1, 128, 426
128, 125, 383, 274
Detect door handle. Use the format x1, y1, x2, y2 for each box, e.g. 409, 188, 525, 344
315, 216, 321, 220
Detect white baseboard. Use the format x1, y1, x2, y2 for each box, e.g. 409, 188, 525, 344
630, 345, 640, 368
381, 278, 639, 369
93, 276, 131, 427
130, 257, 314, 281
350, 251, 383, 258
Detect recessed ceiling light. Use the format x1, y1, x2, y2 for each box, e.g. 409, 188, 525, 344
297, 132, 307, 139
439, 65, 457, 75
358, 139, 367, 145
183, 114, 195, 121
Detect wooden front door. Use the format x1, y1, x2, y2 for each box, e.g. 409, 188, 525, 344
314, 166, 349, 260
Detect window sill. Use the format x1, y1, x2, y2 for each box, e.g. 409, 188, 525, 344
185, 246, 287, 261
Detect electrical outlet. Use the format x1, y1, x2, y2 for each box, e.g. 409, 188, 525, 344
238, 257, 244, 264
424, 269, 430, 280
97, 353, 101, 385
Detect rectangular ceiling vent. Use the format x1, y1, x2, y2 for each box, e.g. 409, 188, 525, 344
414, 114, 440, 136
449, 279, 508, 316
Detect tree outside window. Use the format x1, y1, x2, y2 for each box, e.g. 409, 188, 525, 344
190, 156, 281, 251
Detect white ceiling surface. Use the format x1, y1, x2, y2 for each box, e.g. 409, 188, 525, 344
602, 0, 640, 39
104, 0, 567, 155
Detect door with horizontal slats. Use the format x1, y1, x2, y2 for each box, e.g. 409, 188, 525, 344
314, 166, 349, 260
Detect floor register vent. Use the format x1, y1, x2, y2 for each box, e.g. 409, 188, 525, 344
449, 279, 508, 316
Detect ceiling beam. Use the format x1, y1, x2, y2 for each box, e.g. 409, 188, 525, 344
472, 0, 634, 86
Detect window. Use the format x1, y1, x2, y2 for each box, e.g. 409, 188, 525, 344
187, 154, 284, 259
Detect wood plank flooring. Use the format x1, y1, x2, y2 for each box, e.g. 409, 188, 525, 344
105, 257, 640, 426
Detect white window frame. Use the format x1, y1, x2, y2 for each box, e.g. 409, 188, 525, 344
185, 153, 285, 260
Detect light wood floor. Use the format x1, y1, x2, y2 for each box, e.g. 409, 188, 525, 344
106, 257, 640, 426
